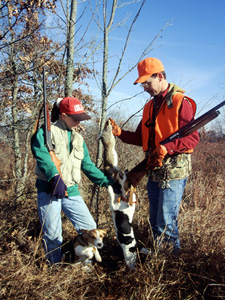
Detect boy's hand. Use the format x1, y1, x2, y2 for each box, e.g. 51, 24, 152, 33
50, 174, 67, 198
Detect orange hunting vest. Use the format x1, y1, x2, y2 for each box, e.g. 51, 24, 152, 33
142, 93, 196, 152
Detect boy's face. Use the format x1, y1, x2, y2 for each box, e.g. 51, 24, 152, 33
61, 113, 80, 129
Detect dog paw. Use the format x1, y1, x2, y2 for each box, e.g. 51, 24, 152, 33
95, 257, 102, 263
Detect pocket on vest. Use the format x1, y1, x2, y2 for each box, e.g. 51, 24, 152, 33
73, 146, 84, 160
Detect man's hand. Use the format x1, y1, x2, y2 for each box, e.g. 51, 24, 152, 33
50, 174, 67, 198
109, 118, 122, 136
147, 145, 168, 170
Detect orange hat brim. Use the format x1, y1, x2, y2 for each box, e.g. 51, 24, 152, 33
134, 74, 152, 85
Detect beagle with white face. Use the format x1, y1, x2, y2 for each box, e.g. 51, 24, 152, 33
74, 229, 107, 263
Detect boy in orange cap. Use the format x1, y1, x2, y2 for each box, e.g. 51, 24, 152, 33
110, 57, 199, 254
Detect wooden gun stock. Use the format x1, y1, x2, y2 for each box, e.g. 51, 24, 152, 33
49, 150, 63, 177
126, 158, 148, 188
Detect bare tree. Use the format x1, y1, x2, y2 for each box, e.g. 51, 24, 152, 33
0, 0, 100, 198
90, 0, 171, 168
54, 0, 101, 96
0, 0, 61, 198
212, 108, 225, 141
65, 0, 77, 96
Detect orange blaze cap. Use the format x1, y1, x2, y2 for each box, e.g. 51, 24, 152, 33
134, 57, 165, 84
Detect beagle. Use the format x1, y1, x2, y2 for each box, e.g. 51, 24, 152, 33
74, 229, 107, 263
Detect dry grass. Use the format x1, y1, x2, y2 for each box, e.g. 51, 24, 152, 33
0, 141, 224, 300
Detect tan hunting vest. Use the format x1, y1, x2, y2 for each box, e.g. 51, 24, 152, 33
35, 120, 84, 187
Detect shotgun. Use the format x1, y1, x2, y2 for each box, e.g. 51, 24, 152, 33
126, 100, 225, 188
43, 67, 68, 196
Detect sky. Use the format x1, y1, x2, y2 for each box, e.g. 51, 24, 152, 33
48, 0, 225, 128
104, 0, 225, 123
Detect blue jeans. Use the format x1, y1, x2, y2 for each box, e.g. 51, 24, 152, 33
147, 177, 188, 253
37, 192, 96, 264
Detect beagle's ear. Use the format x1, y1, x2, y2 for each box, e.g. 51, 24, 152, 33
99, 229, 108, 236
81, 229, 89, 241
81, 229, 89, 236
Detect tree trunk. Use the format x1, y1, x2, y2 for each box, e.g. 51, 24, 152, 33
91, 1, 117, 215
96, 28, 109, 168
11, 69, 24, 198
65, 0, 77, 97
95, 0, 117, 168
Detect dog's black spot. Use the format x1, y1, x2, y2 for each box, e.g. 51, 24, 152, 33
115, 211, 131, 234
128, 246, 137, 253
117, 231, 134, 245
61, 240, 76, 263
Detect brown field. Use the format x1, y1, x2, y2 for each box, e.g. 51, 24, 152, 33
0, 140, 224, 300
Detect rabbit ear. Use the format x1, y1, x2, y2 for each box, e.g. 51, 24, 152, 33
56, 98, 63, 107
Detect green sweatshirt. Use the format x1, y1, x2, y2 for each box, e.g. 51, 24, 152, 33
31, 124, 113, 196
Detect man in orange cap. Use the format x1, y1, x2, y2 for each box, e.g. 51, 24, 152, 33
110, 57, 199, 254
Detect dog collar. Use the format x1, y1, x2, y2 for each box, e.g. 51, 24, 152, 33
116, 186, 137, 206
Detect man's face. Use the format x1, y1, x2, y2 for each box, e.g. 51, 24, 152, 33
141, 73, 162, 97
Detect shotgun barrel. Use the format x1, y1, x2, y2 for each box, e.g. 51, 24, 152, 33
160, 100, 225, 145
43, 66, 54, 151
